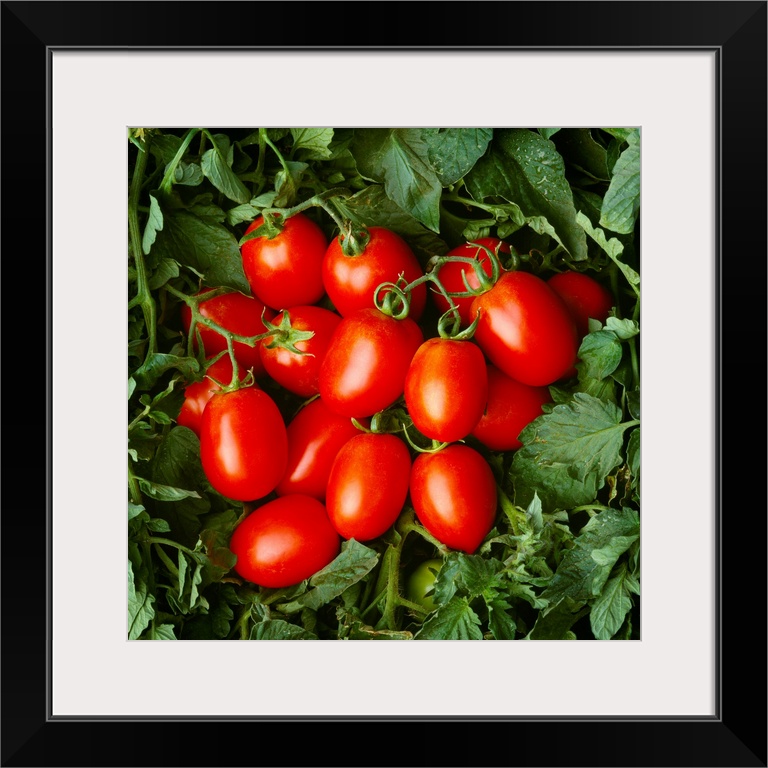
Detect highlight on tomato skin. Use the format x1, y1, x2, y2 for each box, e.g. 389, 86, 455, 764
318, 307, 424, 419
322, 226, 428, 320
181, 291, 276, 378
469, 270, 579, 387
409, 443, 498, 555
275, 396, 368, 502
176, 355, 249, 437
404, 337, 488, 443
258, 305, 342, 398
325, 432, 412, 542
228, 494, 341, 589
199, 386, 288, 503
470, 364, 551, 452
431, 237, 511, 326
240, 212, 328, 311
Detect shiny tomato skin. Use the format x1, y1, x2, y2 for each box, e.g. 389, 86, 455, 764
470, 364, 551, 451
326, 433, 411, 541
177, 356, 249, 437
318, 308, 424, 419
547, 270, 615, 339
240, 212, 327, 311
276, 397, 367, 501
322, 226, 427, 320
410, 444, 497, 554
404, 338, 488, 443
469, 270, 578, 386
199, 387, 287, 502
229, 494, 341, 588
259, 305, 342, 397
432, 238, 510, 326
181, 292, 275, 377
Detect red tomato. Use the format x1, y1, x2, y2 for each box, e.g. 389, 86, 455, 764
547, 270, 615, 339
276, 397, 367, 501
404, 338, 488, 443
318, 308, 424, 419
199, 387, 287, 502
326, 432, 411, 541
229, 494, 340, 588
181, 291, 275, 377
431, 237, 510, 326
470, 364, 551, 451
240, 212, 327, 310
409, 444, 497, 554
176, 355, 249, 436
259, 305, 342, 398
469, 270, 578, 386
322, 226, 427, 320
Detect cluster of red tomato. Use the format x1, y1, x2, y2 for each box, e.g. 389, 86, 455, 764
176, 212, 615, 590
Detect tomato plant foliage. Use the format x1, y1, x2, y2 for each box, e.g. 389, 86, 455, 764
128, 126, 640, 641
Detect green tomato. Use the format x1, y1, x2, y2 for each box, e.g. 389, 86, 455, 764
406, 558, 443, 612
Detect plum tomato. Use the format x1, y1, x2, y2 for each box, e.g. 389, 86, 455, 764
547, 270, 615, 339
409, 444, 497, 554
318, 308, 424, 419
276, 397, 368, 501
176, 355, 249, 437
405, 558, 443, 612
322, 226, 427, 320
326, 432, 411, 541
431, 237, 510, 326
229, 494, 340, 588
404, 337, 488, 443
240, 212, 327, 310
259, 305, 342, 398
199, 386, 287, 502
181, 291, 275, 377
469, 270, 578, 386
470, 364, 551, 451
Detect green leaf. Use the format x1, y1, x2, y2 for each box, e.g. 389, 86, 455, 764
136, 476, 201, 502
273, 160, 308, 208
538, 128, 561, 140
336, 185, 448, 264
600, 141, 640, 234
290, 128, 334, 160
465, 128, 587, 262
250, 619, 318, 640
576, 212, 639, 296
151, 210, 250, 294
350, 128, 442, 233
627, 428, 640, 490
487, 599, 517, 639
128, 560, 155, 640
150, 427, 210, 545
414, 597, 483, 640
541, 508, 639, 608
142, 194, 164, 255
423, 128, 493, 186
578, 330, 624, 380
528, 597, 588, 639
590, 562, 636, 639
278, 540, 379, 613
173, 161, 204, 187
553, 128, 610, 181
142, 623, 177, 640
452, 553, 503, 598
511, 393, 632, 510
201, 135, 251, 204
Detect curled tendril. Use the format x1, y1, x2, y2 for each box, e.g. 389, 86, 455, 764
373, 280, 410, 320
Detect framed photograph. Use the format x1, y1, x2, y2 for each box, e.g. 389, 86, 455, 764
4, 1, 765, 766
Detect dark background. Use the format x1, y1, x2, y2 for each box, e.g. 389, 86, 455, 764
2, 2, 765, 766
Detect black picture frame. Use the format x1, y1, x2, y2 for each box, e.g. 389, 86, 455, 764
3, 2, 765, 766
